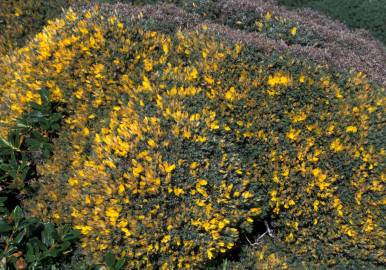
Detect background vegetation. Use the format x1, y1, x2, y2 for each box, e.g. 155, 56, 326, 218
278, 0, 386, 45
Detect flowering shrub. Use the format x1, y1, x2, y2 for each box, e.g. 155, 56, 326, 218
0, 0, 86, 55
0, 1, 384, 269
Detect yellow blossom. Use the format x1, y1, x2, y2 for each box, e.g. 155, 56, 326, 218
330, 138, 344, 152
290, 27, 297, 37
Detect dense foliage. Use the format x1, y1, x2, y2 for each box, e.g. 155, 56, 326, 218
0, 89, 125, 269
278, 0, 386, 45
0, 1, 385, 269
0, 0, 84, 55
0, 203, 80, 269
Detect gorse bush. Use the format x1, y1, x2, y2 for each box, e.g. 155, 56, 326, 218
0, 0, 83, 55
2, 0, 385, 85
0, 1, 385, 269
0, 5, 384, 269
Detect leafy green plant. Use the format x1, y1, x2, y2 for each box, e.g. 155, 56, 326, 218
0, 88, 62, 191
101, 252, 126, 270
0, 204, 80, 270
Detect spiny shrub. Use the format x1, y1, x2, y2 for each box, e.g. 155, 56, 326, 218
3, 9, 271, 268
0, 3, 384, 270
95, 0, 386, 87
0, 0, 88, 55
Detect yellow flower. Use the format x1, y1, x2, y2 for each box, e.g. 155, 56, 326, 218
188, 68, 198, 81
132, 163, 144, 177
143, 59, 153, 71
313, 200, 319, 211
290, 27, 297, 37
142, 76, 152, 90
162, 43, 169, 54
242, 191, 254, 199
265, 12, 272, 21
118, 184, 125, 194
165, 164, 176, 173
207, 248, 215, 260
346, 126, 358, 133
267, 72, 292, 87
82, 127, 90, 136
204, 75, 214, 85
198, 179, 208, 186
190, 162, 198, 170
330, 138, 344, 152
75, 225, 93, 235
286, 128, 301, 141
105, 206, 120, 223
225, 87, 237, 101
68, 178, 79, 186
174, 187, 184, 196
290, 111, 307, 123
148, 139, 157, 148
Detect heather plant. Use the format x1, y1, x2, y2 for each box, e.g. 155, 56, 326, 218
279, 0, 386, 45
169, 0, 324, 47
95, 0, 386, 86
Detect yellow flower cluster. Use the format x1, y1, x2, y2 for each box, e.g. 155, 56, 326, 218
0, 0, 86, 55
0, 5, 384, 269
0, 9, 265, 268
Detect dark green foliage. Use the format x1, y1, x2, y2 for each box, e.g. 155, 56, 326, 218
102, 253, 127, 270
278, 0, 386, 45
0, 199, 126, 269
0, 89, 62, 191
0, 204, 80, 269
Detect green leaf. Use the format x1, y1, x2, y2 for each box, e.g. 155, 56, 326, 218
4, 245, 18, 257
41, 223, 56, 247
25, 242, 36, 262
0, 221, 12, 233
0, 137, 19, 153
115, 259, 126, 270
14, 228, 27, 244
103, 252, 116, 268
61, 229, 80, 242
11, 206, 24, 224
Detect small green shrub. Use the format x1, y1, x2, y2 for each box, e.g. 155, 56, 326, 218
0, 203, 80, 269
0, 89, 62, 192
